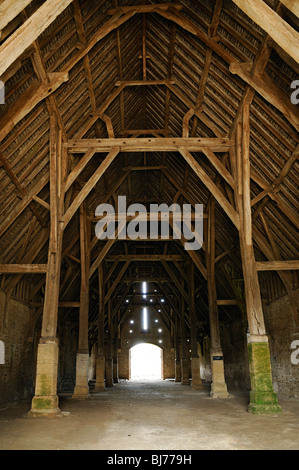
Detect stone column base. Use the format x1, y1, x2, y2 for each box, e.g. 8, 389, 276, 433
210, 349, 229, 398
191, 357, 203, 390
210, 382, 229, 398
247, 339, 281, 415
93, 355, 106, 392
181, 358, 190, 385
73, 385, 90, 400
29, 395, 61, 418
73, 352, 90, 400
29, 338, 61, 417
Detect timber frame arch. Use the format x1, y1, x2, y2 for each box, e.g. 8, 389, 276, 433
0, 0, 298, 416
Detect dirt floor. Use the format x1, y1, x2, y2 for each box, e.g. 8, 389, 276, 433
0, 379, 299, 450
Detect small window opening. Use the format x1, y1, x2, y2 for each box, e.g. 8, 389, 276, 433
142, 281, 147, 299
142, 307, 148, 331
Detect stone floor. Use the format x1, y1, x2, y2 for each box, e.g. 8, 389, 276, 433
1, 379, 299, 450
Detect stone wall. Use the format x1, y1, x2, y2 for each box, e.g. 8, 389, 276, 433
0, 290, 34, 404
264, 289, 299, 398
221, 320, 250, 392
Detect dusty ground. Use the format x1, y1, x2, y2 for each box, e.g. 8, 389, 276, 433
0, 379, 299, 450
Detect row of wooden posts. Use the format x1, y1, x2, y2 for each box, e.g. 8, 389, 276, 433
28, 104, 282, 415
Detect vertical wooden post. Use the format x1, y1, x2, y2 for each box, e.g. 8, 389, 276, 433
106, 279, 114, 387
180, 290, 190, 385
236, 105, 281, 414
207, 197, 228, 397
113, 312, 119, 383
73, 203, 90, 399
174, 313, 181, 382
29, 115, 66, 416
94, 263, 106, 392
189, 261, 203, 389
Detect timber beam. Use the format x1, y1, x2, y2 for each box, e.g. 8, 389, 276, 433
256, 260, 299, 271
66, 137, 233, 153
0, 264, 48, 273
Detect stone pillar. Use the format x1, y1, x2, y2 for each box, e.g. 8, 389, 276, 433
235, 109, 281, 414
73, 352, 90, 399
94, 264, 106, 392
191, 357, 203, 390
242, 296, 281, 414
94, 355, 106, 392
210, 349, 228, 397
29, 338, 60, 416
247, 335, 281, 414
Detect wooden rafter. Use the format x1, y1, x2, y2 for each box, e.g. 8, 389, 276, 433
179, 148, 239, 229
0, 72, 68, 142
231, 0, 299, 64
63, 148, 120, 228
0, 0, 32, 32
0, 0, 74, 77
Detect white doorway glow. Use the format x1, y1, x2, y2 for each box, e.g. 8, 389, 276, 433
130, 343, 162, 380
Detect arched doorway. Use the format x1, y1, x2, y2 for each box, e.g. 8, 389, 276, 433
130, 343, 163, 380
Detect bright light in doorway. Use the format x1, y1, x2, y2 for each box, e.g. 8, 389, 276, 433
130, 343, 162, 380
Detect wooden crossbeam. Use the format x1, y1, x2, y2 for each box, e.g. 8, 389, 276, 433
107, 4, 184, 15
105, 254, 186, 261
115, 80, 174, 86
217, 299, 245, 305
256, 260, 299, 271
0, 264, 47, 273
66, 137, 233, 153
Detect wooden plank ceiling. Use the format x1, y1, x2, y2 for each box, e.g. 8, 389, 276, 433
0, 0, 298, 338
